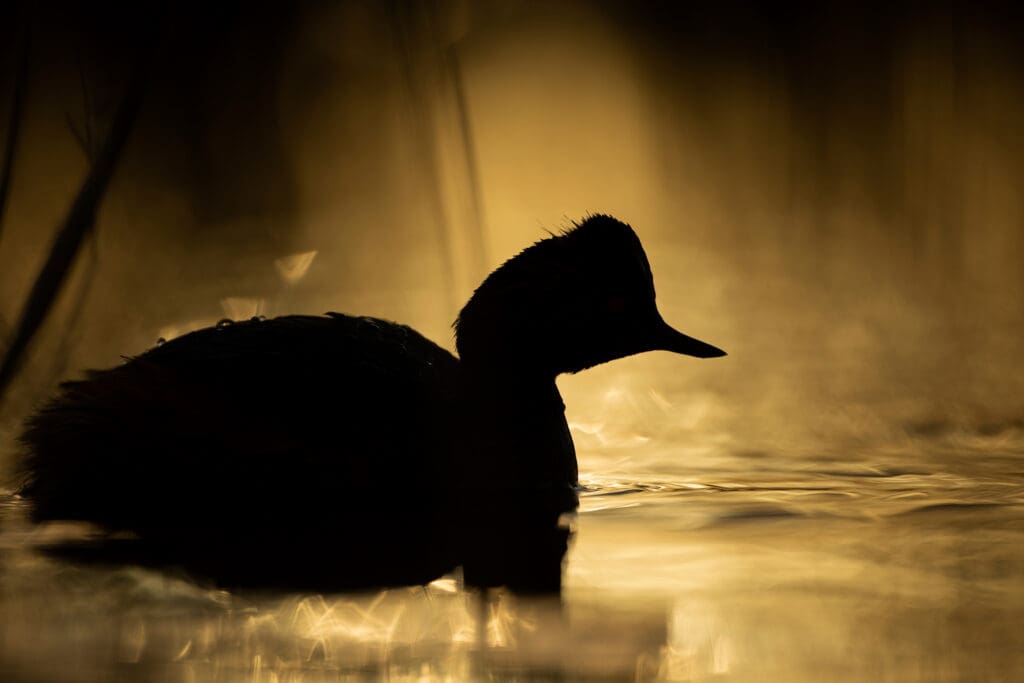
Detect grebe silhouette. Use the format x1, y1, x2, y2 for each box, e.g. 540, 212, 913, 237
19, 215, 725, 594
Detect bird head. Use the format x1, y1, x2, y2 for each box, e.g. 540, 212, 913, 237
454, 215, 725, 380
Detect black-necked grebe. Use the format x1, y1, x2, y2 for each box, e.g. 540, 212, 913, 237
18, 214, 725, 593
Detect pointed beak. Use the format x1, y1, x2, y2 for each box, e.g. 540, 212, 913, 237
652, 316, 726, 358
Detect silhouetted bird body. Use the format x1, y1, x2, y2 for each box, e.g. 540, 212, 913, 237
18, 215, 725, 593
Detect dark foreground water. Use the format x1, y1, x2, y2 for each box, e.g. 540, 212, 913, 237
2, 418, 1022, 683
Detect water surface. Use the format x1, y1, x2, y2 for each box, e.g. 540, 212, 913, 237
2, 420, 1021, 682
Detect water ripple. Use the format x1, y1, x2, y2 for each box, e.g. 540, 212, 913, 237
578, 468, 1024, 524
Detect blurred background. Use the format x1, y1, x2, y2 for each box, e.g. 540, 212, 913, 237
1, 0, 1022, 460
0, 1, 1022, 681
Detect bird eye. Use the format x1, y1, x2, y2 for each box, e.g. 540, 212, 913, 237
607, 295, 627, 313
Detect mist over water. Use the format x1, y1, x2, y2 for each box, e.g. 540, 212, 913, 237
1, 1, 1023, 680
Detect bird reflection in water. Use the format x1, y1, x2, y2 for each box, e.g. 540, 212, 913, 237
17, 215, 725, 598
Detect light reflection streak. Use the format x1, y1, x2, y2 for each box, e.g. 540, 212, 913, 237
274, 251, 318, 285
220, 297, 267, 321
157, 319, 218, 344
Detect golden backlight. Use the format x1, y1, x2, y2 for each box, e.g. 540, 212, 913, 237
0, 2, 1022, 681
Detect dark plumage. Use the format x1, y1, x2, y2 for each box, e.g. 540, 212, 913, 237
18, 214, 725, 593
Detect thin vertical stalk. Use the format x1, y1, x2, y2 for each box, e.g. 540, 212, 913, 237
0, 17, 30, 246
0, 46, 152, 409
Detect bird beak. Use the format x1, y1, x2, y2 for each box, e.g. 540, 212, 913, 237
653, 316, 726, 358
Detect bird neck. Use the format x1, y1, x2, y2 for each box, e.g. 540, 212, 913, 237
461, 363, 562, 408
458, 364, 577, 490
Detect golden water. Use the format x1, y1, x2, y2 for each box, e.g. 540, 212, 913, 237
2, 415, 1021, 682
